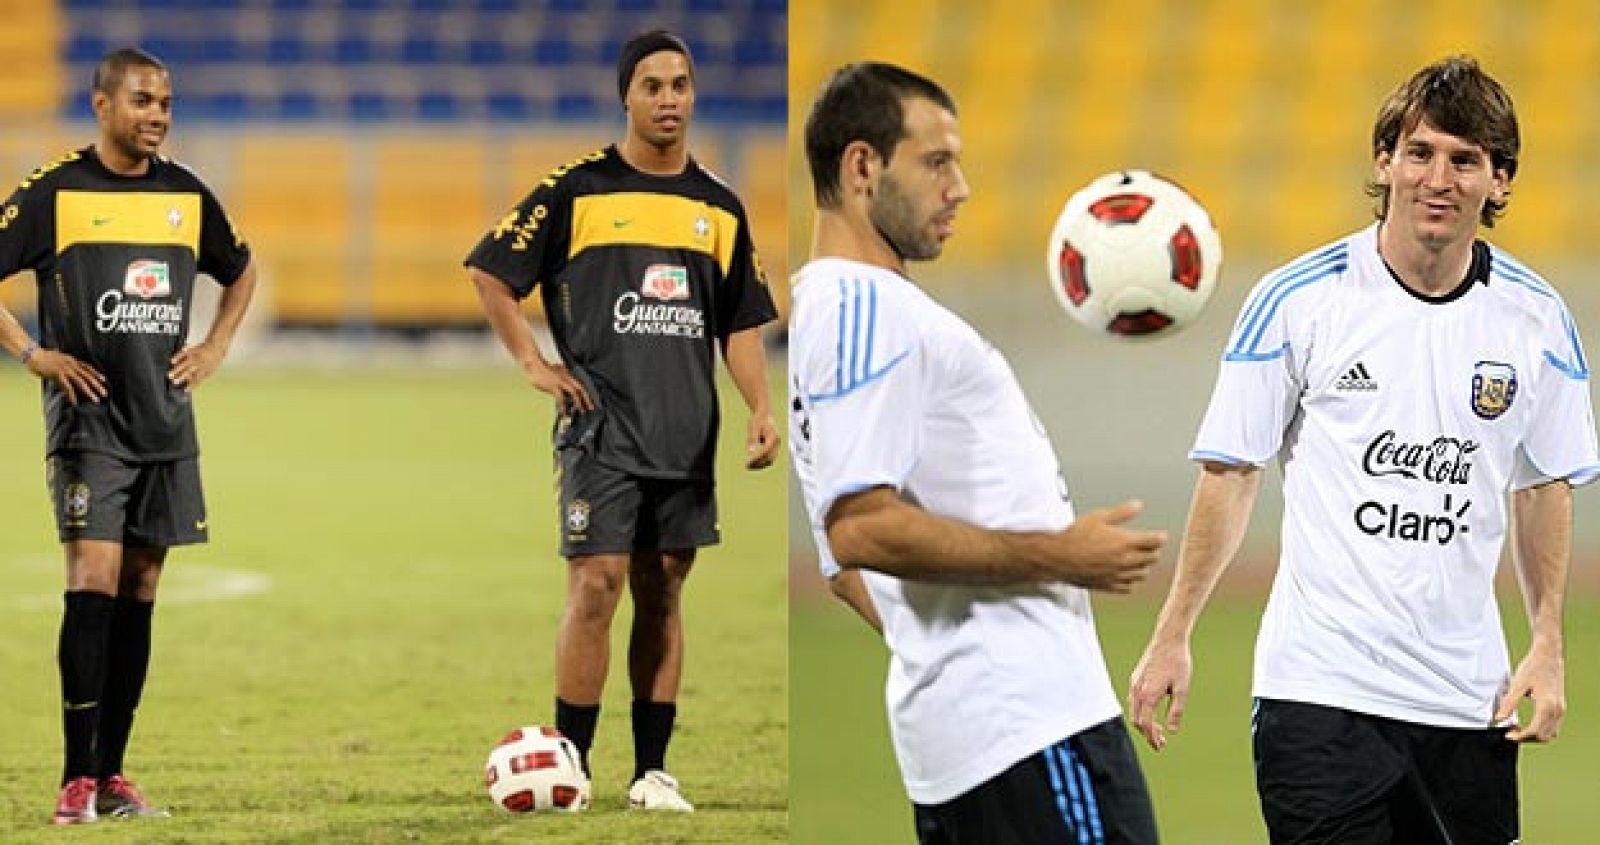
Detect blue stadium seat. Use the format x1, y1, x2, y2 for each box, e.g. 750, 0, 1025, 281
418, 92, 461, 120
486, 92, 531, 121
533, 38, 577, 66
554, 93, 599, 121
348, 92, 389, 121
142, 37, 188, 65
466, 39, 508, 66
66, 35, 110, 64
276, 91, 321, 120
266, 36, 307, 65
617, 0, 659, 11
334, 37, 376, 65
401, 37, 444, 64
475, 0, 518, 10
62, 0, 112, 9
64, 96, 95, 120
268, 0, 313, 9
199, 37, 242, 65
685, 0, 727, 10
733, 38, 781, 68
197, 92, 250, 121
753, 94, 785, 123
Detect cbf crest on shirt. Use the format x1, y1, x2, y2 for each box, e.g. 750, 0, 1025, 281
465, 146, 778, 481
0, 146, 251, 462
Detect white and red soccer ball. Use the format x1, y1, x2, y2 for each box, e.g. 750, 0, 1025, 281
484, 726, 590, 813
1048, 170, 1222, 339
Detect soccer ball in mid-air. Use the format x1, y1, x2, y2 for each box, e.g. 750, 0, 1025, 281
484, 726, 591, 813
1048, 170, 1222, 339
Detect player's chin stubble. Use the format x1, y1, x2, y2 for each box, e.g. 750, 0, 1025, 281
870, 177, 941, 261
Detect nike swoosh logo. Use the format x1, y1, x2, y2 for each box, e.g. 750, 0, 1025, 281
194, 521, 207, 531
92, 217, 112, 226
613, 218, 632, 228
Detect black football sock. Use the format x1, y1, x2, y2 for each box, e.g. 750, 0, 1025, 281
58, 590, 115, 784
96, 597, 154, 779
631, 699, 676, 782
555, 698, 600, 777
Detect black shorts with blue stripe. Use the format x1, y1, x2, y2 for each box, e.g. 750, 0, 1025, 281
913, 718, 1158, 844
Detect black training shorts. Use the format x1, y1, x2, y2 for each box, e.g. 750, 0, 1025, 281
913, 718, 1159, 844
47, 451, 208, 547
555, 447, 718, 557
1253, 698, 1518, 844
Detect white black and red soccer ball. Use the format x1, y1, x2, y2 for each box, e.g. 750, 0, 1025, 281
1048, 170, 1222, 339
484, 726, 591, 813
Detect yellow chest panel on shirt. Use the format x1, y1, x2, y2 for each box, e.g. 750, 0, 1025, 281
56, 191, 202, 255
569, 192, 737, 274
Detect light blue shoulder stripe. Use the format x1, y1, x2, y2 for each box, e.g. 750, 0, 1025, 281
1232, 243, 1347, 346
1488, 251, 1590, 379
1227, 250, 1346, 358
807, 275, 912, 402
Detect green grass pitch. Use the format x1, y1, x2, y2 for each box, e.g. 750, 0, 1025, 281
0, 367, 787, 842
792, 587, 1600, 843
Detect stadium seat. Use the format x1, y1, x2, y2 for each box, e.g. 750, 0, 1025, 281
65, 34, 109, 64
466, 39, 508, 66
266, 36, 307, 65
417, 92, 461, 120
554, 93, 599, 121
348, 91, 389, 121
401, 37, 444, 65
533, 38, 578, 66
486, 92, 531, 121
276, 91, 321, 120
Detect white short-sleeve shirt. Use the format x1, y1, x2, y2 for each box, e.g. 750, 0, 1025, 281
1194, 225, 1599, 727
789, 257, 1121, 803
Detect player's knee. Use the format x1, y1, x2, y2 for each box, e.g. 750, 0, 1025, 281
568, 559, 627, 610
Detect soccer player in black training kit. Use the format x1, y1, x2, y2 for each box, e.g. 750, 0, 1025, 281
466, 30, 779, 811
0, 48, 256, 825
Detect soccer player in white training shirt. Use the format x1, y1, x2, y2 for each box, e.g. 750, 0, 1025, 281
1128, 56, 1598, 844
790, 62, 1167, 844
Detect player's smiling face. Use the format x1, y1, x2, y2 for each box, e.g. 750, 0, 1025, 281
625, 51, 695, 151
1376, 117, 1507, 251
96, 66, 172, 164
870, 97, 969, 261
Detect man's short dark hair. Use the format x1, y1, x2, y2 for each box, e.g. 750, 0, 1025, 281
1366, 55, 1520, 227
805, 62, 957, 208
93, 47, 167, 96
616, 30, 694, 101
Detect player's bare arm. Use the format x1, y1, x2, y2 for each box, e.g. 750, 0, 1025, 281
722, 326, 778, 470
1129, 461, 1261, 751
827, 569, 883, 635
0, 301, 106, 405
469, 266, 594, 412
1496, 478, 1573, 743
169, 259, 257, 391
825, 485, 1164, 589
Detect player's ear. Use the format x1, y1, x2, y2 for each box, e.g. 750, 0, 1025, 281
91, 89, 109, 121
841, 140, 878, 197
1373, 149, 1393, 187
1490, 166, 1510, 203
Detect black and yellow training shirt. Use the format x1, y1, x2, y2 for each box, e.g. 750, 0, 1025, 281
466, 145, 778, 481
0, 146, 251, 461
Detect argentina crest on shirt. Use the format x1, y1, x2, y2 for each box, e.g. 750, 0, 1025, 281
1469, 361, 1517, 420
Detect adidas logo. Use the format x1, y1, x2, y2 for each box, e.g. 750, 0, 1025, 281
1335, 361, 1379, 392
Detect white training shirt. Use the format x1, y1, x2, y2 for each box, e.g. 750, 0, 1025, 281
1194, 224, 1599, 728
789, 257, 1121, 804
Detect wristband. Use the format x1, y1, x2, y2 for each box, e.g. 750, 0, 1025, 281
18, 343, 38, 365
